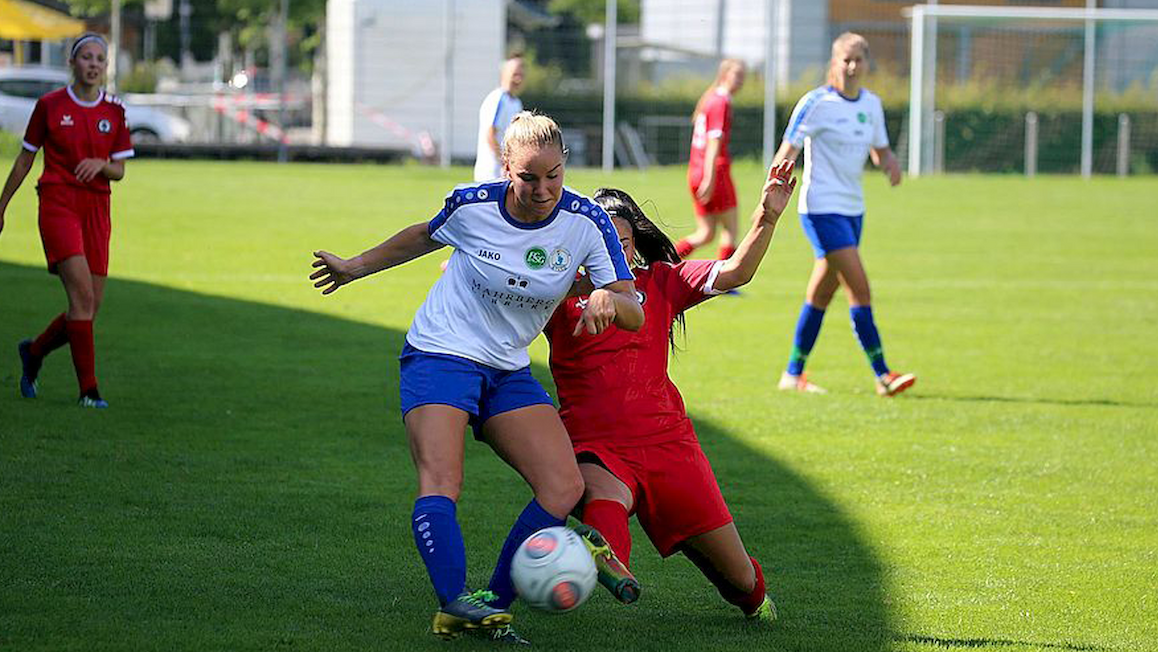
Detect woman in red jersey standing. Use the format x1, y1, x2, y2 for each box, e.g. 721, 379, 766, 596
675, 58, 745, 262
0, 33, 134, 408
544, 161, 797, 622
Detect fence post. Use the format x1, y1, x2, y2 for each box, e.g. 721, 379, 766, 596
1117, 113, 1131, 177
601, 0, 618, 172
933, 110, 945, 174
1025, 111, 1038, 178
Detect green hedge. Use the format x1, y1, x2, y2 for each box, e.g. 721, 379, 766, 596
524, 93, 1157, 174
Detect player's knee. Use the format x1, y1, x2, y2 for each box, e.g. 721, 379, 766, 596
536, 472, 584, 517
68, 291, 96, 319
416, 468, 463, 501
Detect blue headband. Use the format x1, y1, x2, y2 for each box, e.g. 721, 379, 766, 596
70, 34, 108, 60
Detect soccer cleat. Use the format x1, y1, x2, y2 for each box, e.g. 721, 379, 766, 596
431, 590, 512, 640
18, 339, 41, 399
473, 624, 532, 646
777, 371, 827, 394
572, 523, 640, 604
745, 595, 778, 625
876, 371, 916, 397
77, 389, 109, 409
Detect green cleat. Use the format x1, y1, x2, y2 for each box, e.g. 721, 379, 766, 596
746, 595, 778, 625
572, 523, 640, 604
431, 590, 512, 640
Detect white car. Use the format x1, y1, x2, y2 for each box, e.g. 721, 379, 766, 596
0, 67, 191, 144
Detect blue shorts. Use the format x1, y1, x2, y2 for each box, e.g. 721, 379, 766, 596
398, 342, 553, 440
800, 213, 863, 258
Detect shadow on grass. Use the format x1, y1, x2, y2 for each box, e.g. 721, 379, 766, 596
907, 394, 1157, 410
0, 261, 893, 651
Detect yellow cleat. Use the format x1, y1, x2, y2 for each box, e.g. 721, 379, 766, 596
746, 595, 779, 625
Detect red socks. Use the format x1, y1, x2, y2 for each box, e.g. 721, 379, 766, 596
675, 241, 736, 260
66, 319, 98, 394
581, 499, 632, 567
736, 556, 768, 615
30, 313, 69, 358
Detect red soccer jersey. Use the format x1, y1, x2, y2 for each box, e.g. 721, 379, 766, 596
545, 260, 723, 446
688, 89, 733, 180
22, 87, 134, 194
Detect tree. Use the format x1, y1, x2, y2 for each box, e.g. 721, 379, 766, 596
547, 0, 640, 25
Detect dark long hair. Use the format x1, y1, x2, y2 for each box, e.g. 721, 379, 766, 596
592, 187, 687, 351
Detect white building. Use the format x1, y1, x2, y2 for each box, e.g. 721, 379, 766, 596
326, 0, 505, 158
639, 0, 829, 87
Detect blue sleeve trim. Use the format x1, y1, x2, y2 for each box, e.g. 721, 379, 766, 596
784, 88, 824, 143
491, 93, 506, 128
582, 200, 633, 282
428, 181, 506, 236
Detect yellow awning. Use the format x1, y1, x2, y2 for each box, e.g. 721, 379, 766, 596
0, 0, 85, 40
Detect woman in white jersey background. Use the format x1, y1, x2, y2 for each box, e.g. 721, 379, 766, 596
772, 32, 916, 397
310, 112, 644, 640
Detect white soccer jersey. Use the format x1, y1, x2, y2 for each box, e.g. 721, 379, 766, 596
783, 86, 889, 216
474, 88, 523, 182
407, 182, 634, 371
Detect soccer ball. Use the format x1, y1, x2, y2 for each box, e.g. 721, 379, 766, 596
510, 526, 597, 613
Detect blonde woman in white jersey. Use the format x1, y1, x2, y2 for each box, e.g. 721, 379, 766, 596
311, 112, 643, 641
772, 33, 916, 397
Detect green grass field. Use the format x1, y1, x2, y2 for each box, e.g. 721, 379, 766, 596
1, 160, 1156, 651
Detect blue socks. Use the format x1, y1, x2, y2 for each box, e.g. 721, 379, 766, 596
787, 303, 826, 375
412, 495, 467, 606
851, 305, 890, 376
487, 498, 565, 609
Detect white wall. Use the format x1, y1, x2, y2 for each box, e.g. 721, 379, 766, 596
640, 0, 828, 84
326, 0, 504, 159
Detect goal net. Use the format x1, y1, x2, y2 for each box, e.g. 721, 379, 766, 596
905, 4, 1158, 176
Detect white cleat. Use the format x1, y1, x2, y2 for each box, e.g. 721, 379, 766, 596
778, 372, 827, 394
876, 371, 916, 397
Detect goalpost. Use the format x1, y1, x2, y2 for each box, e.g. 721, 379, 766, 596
904, 4, 1158, 178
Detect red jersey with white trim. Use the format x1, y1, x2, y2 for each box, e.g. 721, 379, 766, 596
688, 89, 733, 180
545, 259, 723, 445
22, 87, 134, 194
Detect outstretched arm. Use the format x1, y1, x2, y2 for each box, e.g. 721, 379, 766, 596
711, 160, 798, 292
772, 140, 800, 168
0, 149, 36, 236
311, 222, 444, 295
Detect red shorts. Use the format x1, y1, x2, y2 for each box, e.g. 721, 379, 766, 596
574, 434, 733, 557
688, 166, 737, 217
38, 184, 111, 276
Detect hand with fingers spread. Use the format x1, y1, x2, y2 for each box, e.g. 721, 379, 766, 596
757, 160, 798, 225
311, 250, 358, 295
572, 287, 620, 336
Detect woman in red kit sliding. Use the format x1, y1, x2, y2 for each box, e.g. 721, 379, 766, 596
543, 161, 797, 622
0, 33, 134, 408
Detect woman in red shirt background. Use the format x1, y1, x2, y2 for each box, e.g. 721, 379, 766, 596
676, 58, 745, 262
0, 33, 134, 408
545, 161, 797, 622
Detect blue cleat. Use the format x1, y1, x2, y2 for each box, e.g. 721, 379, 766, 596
431, 590, 512, 639
18, 339, 41, 399
78, 390, 109, 409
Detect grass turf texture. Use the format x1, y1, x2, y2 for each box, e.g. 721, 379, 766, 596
1, 160, 1156, 652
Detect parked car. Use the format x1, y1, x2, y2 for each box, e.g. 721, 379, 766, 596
0, 67, 191, 144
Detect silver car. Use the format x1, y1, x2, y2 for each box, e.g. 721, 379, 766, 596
0, 67, 191, 144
